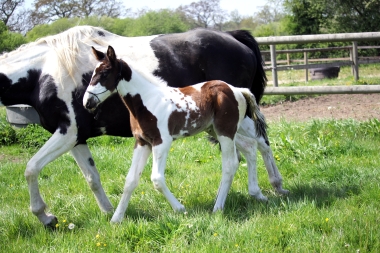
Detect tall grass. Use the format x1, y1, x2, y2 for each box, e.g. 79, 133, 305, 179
1, 119, 379, 252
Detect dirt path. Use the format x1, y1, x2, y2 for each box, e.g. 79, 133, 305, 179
261, 93, 380, 122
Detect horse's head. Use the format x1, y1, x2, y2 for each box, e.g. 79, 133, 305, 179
83, 46, 131, 111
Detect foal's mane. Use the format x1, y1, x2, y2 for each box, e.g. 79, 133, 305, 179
1, 26, 117, 86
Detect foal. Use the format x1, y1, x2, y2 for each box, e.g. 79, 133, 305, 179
84, 46, 269, 223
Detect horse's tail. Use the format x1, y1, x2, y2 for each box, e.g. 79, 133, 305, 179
226, 30, 267, 104
241, 89, 268, 141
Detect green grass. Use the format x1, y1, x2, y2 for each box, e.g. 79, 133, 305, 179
1, 119, 380, 252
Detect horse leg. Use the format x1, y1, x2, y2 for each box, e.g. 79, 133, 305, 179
70, 144, 113, 213
239, 117, 289, 195
235, 133, 268, 201
213, 136, 239, 212
24, 129, 77, 227
150, 142, 185, 212
111, 143, 151, 223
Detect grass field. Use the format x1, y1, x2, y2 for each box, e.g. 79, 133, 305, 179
1, 64, 380, 252
1, 119, 380, 252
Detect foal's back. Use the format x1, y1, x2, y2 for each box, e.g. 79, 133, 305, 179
164, 80, 246, 140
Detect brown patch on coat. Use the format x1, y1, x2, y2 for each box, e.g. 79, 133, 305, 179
169, 81, 239, 140
121, 93, 162, 146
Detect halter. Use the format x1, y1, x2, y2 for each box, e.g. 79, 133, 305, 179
86, 60, 123, 103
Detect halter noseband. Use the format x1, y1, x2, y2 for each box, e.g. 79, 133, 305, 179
86, 60, 123, 103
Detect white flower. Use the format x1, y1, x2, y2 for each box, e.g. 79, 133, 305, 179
68, 223, 75, 230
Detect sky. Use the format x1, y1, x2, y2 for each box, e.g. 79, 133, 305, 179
123, 0, 268, 17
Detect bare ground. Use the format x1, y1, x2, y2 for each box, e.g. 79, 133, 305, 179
261, 93, 380, 122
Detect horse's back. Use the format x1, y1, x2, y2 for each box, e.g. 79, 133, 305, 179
150, 28, 257, 91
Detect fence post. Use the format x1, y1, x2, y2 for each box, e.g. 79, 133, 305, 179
270, 44, 278, 87
352, 41, 359, 81
349, 47, 354, 75
304, 51, 309, 82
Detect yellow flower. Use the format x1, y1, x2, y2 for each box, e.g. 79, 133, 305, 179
96, 234, 100, 239
63, 220, 66, 223
213, 233, 218, 237
96, 242, 101, 247
103, 244, 107, 247
325, 218, 329, 222
55, 224, 59, 228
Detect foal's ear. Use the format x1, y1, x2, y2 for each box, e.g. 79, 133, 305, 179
106, 46, 117, 65
92, 46, 105, 61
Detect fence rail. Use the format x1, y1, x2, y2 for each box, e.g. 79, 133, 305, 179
257, 32, 380, 88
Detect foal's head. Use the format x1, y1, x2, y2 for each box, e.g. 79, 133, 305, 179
83, 46, 131, 111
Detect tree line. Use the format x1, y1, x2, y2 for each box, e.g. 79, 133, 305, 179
1, 0, 379, 55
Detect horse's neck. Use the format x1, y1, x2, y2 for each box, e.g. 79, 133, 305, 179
118, 69, 165, 99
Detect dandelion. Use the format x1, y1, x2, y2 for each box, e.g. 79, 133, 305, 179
325, 218, 329, 222
104, 244, 107, 247
213, 233, 218, 237
68, 223, 75, 230
96, 242, 101, 247
275, 155, 280, 161
96, 234, 100, 239
170, 148, 174, 152
235, 244, 239, 247
55, 224, 59, 228
63, 219, 66, 223
141, 191, 145, 195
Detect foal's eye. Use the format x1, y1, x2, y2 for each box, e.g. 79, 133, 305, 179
100, 71, 108, 79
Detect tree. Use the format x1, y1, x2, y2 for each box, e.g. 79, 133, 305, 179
0, 0, 32, 33
0, 20, 27, 53
30, 0, 127, 26
283, 0, 324, 35
177, 0, 228, 30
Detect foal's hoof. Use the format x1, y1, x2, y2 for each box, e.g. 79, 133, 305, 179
44, 215, 59, 229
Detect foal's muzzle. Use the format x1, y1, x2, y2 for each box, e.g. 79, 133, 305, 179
84, 95, 100, 111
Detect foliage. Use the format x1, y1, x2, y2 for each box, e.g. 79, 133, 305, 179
121, 10, 190, 36
0, 21, 27, 53
25, 10, 190, 41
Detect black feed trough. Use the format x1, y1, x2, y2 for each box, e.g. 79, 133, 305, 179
310, 66, 340, 80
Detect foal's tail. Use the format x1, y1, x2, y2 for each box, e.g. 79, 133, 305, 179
241, 89, 268, 141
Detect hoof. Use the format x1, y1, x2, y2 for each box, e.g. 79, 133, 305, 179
44, 215, 58, 229
250, 193, 268, 202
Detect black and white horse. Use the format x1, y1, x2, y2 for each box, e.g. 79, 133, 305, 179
84, 46, 270, 223
0, 26, 287, 227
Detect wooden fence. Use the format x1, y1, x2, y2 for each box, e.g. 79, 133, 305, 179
257, 32, 380, 94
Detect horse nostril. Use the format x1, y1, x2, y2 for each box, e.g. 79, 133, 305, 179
85, 100, 91, 109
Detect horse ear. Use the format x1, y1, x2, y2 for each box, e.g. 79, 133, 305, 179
106, 46, 117, 65
92, 46, 105, 61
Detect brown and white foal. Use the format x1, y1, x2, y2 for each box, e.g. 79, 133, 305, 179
84, 46, 284, 223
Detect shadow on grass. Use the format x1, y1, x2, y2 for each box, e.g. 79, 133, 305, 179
221, 181, 361, 221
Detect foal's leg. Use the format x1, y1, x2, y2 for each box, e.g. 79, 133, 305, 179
151, 142, 185, 212
239, 117, 289, 195
235, 133, 267, 201
24, 129, 77, 227
213, 136, 239, 212
70, 144, 113, 213
111, 143, 151, 223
